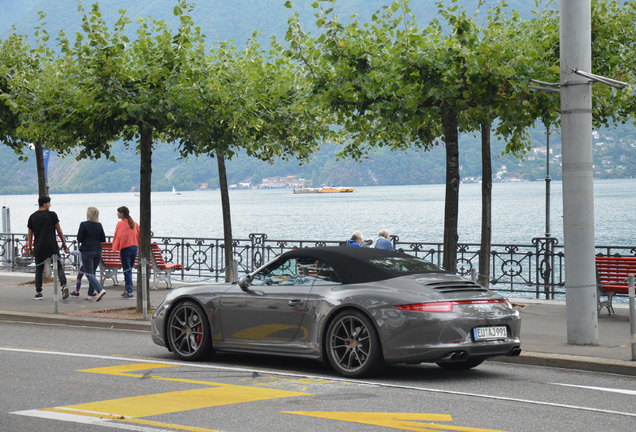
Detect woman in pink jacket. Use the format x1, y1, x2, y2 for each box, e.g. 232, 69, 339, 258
112, 206, 140, 299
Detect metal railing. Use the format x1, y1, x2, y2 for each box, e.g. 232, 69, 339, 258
2, 232, 635, 299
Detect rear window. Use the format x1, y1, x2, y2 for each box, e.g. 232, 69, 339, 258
369, 257, 445, 274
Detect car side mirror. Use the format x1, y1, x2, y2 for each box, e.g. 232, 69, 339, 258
238, 275, 251, 291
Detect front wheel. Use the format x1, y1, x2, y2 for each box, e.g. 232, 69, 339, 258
436, 358, 484, 370
166, 301, 213, 361
325, 310, 384, 378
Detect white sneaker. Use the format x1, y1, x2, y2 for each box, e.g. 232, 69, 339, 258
96, 290, 106, 302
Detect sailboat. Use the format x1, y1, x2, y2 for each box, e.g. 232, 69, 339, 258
172, 185, 181, 195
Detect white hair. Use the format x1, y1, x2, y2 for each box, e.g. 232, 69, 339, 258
378, 228, 390, 238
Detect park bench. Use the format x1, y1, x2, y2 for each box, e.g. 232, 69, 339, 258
150, 242, 183, 289
595, 255, 636, 314
99, 242, 123, 286
99, 242, 182, 288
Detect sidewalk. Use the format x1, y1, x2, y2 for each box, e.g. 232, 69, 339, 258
1, 271, 634, 375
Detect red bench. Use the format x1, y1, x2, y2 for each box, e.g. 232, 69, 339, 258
99, 242, 182, 288
150, 243, 184, 289
595, 256, 636, 314
100, 242, 122, 286
99, 242, 139, 286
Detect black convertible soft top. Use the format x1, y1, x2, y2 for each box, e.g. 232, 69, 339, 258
280, 246, 439, 285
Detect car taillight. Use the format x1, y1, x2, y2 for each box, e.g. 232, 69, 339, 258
394, 298, 509, 313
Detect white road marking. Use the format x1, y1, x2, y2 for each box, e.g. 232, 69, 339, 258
2, 346, 635, 419
551, 383, 636, 396
11, 409, 172, 432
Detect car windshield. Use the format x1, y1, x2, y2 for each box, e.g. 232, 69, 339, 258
368, 257, 445, 274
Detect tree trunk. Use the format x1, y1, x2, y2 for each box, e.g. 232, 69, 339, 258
34, 141, 47, 197
216, 149, 234, 282
34, 141, 51, 282
479, 119, 492, 288
441, 105, 459, 273
137, 124, 153, 313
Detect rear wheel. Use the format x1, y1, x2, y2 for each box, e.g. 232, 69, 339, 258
325, 310, 384, 378
436, 358, 484, 370
166, 301, 213, 361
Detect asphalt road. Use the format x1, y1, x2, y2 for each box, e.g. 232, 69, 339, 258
1, 320, 635, 432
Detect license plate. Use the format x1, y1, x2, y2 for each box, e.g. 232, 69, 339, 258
473, 326, 508, 341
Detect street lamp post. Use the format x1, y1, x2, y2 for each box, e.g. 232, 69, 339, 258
544, 125, 551, 238
560, 0, 598, 345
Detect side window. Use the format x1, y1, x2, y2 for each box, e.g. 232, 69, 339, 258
252, 258, 300, 285
249, 257, 340, 286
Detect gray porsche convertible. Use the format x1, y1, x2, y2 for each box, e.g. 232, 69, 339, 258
151, 247, 521, 377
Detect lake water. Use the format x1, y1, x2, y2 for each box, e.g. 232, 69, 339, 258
1, 179, 635, 246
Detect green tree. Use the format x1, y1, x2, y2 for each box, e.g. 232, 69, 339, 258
54, 2, 198, 311
285, 0, 503, 272
525, 0, 635, 131
0, 33, 27, 153
0, 23, 65, 196
454, 3, 555, 285
287, 0, 635, 274
171, 35, 334, 280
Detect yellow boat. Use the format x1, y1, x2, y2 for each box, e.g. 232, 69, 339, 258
293, 186, 355, 194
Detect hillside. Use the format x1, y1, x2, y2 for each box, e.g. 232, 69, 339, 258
1, 123, 634, 195
1, 0, 634, 194
1, 1, 535, 42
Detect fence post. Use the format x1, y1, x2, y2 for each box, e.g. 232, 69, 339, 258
52, 255, 59, 314
1, 207, 11, 269
141, 257, 148, 320
470, 268, 477, 282
533, 236, 557, 300
249, 233, 267, 272
629, 274, 635, 361
232, 259, 239, 282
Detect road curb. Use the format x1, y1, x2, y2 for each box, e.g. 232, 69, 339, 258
0, 310, 151, 331
490, 352, 636, 376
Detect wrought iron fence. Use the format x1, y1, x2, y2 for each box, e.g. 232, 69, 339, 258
2, 232, 635, 299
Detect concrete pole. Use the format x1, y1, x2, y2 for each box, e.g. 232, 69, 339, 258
560, 0, 599, 344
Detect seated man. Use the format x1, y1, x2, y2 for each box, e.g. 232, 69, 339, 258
347, 231, 364, 247
374, 228, 394, 250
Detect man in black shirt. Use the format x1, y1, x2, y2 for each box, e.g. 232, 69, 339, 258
27, 196, 70, 300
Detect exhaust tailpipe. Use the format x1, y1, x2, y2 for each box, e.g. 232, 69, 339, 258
450, 351, 467, 361
508, 347, 522, 357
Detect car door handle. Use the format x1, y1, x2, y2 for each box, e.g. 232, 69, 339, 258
288, 299, 304, 307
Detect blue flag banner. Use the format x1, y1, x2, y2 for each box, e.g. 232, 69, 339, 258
43, 149, 50, 183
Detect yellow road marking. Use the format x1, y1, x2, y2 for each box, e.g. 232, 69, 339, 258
77, 362, 176, 376
64, 386, 306, 418
282, 411, 512, 432
58, 362, 310, 418
33, 363, 513, 432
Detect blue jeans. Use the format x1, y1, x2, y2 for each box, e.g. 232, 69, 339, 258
120, 246, 137, 294
81, 250, 103, 296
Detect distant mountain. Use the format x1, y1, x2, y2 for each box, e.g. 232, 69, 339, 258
1, 123, 634, 195
1, 0, 634, 194
1, 0, 535, 42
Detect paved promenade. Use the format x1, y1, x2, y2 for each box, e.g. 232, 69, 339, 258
1, 271, 634, 375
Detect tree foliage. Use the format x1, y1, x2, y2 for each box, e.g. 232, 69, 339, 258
51, 0, 203, 310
